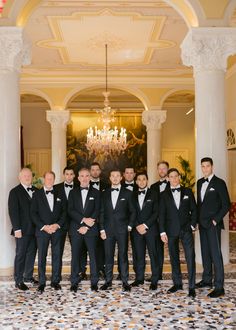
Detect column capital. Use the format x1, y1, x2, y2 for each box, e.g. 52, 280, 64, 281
181, 27, 236, 72
142, 110, 167, 130
0, 27, 31, 72
46, 110, 70, 131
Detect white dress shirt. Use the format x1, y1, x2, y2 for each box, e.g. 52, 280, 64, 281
201, 173, 214, 202
125, 181, 135, 192
171, 185, 181, 209
159, 179, 167, 193
81, 187, 89, 208
138, 188, 147, 209
111, 184, 121, 209
91, 180, 100, 190
44, 187, 54, 212
64, 182, 74, 199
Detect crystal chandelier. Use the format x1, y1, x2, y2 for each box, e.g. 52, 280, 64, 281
0, 0, 6, 14
86, 44, 127, 155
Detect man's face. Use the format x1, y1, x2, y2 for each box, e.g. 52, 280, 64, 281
168, 171, 180, 187
123, 168, 135, 182
64, 170, 75, 184
110, 171, 122, 186
136, 175, 148, 189
158, 164, 168, 179
201, 161, 213, 178
90, 165, 101, 179
44, 173, 55, 189
19, 169, 33, 187
78, 170, 91, 187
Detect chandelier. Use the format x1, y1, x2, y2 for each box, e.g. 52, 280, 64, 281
86, 44, 127, 155
0, 0, 6, 14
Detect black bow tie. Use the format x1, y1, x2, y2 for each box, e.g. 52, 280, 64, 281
27, 187, 34, 192
203, 178, 209, 182
160, 180, 167, 185
125, 183, 134, 187
111, 188, 119, 192
138, 190, 146, 195
80, 187, 89, 191
46, 190, 54, 195
171, 188, 181, 193
65, 183, 73, 188
91, 181, 99, 186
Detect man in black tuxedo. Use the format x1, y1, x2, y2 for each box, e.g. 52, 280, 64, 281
150, 160, 170, 280
54, 167, 76, 280
8, 168, 38, 291
68, 168, 101, 292
159, 168, 197, 298
131, 172, 159, 290
99, 169, 136, 292
31, 171, 66, 293
122, 167, 138, 192
195, 157, 230, 298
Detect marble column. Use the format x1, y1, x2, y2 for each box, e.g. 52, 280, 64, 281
0, 27, 31, 275
142, 109, 167, 185
181, 28, 236, 264
46, 110, 70, 183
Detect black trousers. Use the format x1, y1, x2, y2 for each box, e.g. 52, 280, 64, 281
96, 236, 105, 272
36, 230, 62, 285
59, 230, 67, 281
156, 227, 164, 279
14, 235, 37, 284
168, 230, 196, 289
131, 229, 159, 284
199, 225, 224, 289
70, 234, 98, 286
104, 232, 129, 284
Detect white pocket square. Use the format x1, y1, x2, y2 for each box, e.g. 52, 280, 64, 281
56, 198, 61, 202
89, 197, 95, 200
209, 187, 215, 191
146, 199, 152, 202
183, 195, 189, 199
120, 198, 126, 201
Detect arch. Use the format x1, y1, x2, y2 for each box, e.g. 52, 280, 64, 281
64, 85, 151, 112
20, 89, 53, 109
160, 88, 195, 108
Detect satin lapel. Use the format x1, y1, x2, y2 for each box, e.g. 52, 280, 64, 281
41, 189, 53, 213
141, 189, 151, 210
179, 187, 185, 208
167, 188, 178, 210
134, 191, 141, 211
114, 188, 124, 211
83, 187, 93, 212
106, 189, 113, 210
19, 184, 32, 201
202, 175, 216, 203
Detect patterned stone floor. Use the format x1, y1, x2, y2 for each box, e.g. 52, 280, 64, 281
1, 280, 236, 329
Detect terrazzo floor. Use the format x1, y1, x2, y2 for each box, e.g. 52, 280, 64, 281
1, 280, 236, 329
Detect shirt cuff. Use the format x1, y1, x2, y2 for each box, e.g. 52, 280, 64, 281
40, 225, 45, 231
100, 230, 105, 233
128, 226, 132, 231
14, 229, 22, 233
143, 223, 148, 230
160, 232, 166, 236
191, 225, 195, 231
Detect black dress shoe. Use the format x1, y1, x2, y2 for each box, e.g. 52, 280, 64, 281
146, 277, 152, 282
188, 288, 196, 298
122, 283, 131, 292
24, 278, 39, 285
51, 283, 61, 290
15, 282, 29, 291
100, 282, 112, 290
131, 280, 144, 287
79, 272, 87, 281
91, 284, 98, 291
149, 283, 158, 291
98, 270, 105, 280
37, 284, 45, 294
195, 280, 212, 288
207, 288, 225, 298
70, 284, 78, 293
167, 285, 183, 293
116, 274, 121, 281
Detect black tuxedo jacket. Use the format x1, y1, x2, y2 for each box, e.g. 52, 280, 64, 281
30, 188, 66, 235
133, 188, 158, 231
99, 186, 136, 235
159, 186, 197, 237
68, 186, 101, 236
8, 184, 37, 236
122, 181, 139, 192
150, 180, 170, 201
197, 175, 230, 229
90, 180, 109, 192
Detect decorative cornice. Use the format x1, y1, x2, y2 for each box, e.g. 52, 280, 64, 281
181, 28, 236, 73
46, 110, 70, 131
142, 110, 166, 130
0, 27, 31, 72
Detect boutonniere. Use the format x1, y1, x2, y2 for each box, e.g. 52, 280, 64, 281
89, 197, 95, 200
209, 187, 215, 191
183, 195, 189, 199
56, 198, 61, 202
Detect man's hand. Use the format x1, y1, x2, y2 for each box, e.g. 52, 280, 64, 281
136, 224, 147, 235
78, 226, 89, 235
49, 223, 60, 233
100, 231, 107, 240
161, 233, 168, 244
43, 225, 52, 234
83, 218, 95, 227
212, 220, 217, 226
14, 230, 22, 239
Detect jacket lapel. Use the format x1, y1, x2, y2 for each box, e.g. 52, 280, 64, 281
141, 188, 150, 210
83, 186, 93, 212
167, 187, 179, 210
202, 175, 215, 203
41, 189, 53, 213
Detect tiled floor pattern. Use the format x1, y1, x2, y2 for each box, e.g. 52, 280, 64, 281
1, 280, 236, 329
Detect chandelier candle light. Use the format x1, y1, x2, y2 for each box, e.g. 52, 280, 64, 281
86, 44, 127, 155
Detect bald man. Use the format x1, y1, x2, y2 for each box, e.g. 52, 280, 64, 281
8, 168, 38, 291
